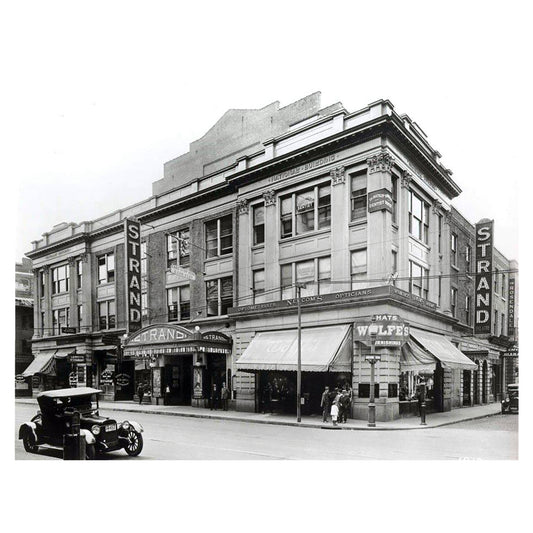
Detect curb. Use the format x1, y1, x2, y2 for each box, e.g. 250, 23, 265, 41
17, 400, 500, 432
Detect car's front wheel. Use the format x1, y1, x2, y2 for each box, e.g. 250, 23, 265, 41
124, 431, 143, 456
22, 433, 38, 454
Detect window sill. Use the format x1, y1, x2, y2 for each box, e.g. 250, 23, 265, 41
204, 254, 233, 264
251, 243, 265, 251
51, 291, 69, 297
348, 219, 367, 228
279, 227, 330, 245
408, 234, 430, 250
97, 281, 115, 287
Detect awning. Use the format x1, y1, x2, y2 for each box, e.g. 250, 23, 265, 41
236, 325, 352, 372
411, 329, 477, 370
22, 353, 56, 377
400, 341, 438, 372
54, 348, 76, 359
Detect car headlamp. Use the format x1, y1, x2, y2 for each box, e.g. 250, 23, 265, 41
91, 425, 101, 435
122, 421, 130, 430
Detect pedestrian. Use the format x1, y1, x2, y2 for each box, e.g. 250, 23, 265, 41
340, 389, 351, 423
137, 382, 144, 405
220, 382, 230, 411
210, 383, 218, 411
320, 386, 331, 423
331, 398, 339, 427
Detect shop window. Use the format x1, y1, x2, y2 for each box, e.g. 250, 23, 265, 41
51, 264, 69, 294
167, 286, 190, 321
253, 204, 265, 245
451, 233, 458, 266
167, 229, 190, 268
205, 215, 233, 259
409, 261, 429, 300
98, 300, 116, 330
206, 277, 233, 316
253, 270, 265, 304
77, 259, 83, 289
98, 253, 115, 285
358, 383, 379, 398
409, 191, 430, 244
451, 287, 457, 317
350, 174, 367, 221
388, 383, 398, 398
351, 249, 367, 290
52, 307, 70, 335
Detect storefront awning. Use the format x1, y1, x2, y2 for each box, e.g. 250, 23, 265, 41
411, 329, 477, 370
400, 341, 438, 372
236, 325, 352, 372
54, 348, 76, 359
22, 353, 56, 377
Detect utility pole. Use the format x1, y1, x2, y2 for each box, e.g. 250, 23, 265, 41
295, 282, 306, 423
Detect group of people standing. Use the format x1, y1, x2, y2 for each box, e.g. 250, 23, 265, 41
321, 385, 352, 426
210, 382, 230, 411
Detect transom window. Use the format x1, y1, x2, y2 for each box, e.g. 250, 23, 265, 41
409, 191, 430, 244
409, 260, 429, 300
351, 249, 368, 290
280, 256, 331, 299
98, 300, 116, 330
350, 174, 367, 222
206, 277, 233, 316
253, 204, 265, 245
206, 215, 233, 258
167, 286, 191, 321
51, 265, 69, 294
280, 183, 331, 239
167, 229, 190, 268
98, 253, 115, 285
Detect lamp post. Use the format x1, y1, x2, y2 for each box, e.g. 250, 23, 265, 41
367, 330, 378, 427
295, 282, 306, 423
419, 380, 427, 425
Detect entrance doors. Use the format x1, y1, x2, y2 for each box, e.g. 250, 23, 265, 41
482, 360, 488, 403
163, 356, 192, 405
462, 370, 471, 406
434, 363, 444, 412
473, 361, 480, 404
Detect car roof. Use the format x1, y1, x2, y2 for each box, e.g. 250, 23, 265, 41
37, 387, 103, 399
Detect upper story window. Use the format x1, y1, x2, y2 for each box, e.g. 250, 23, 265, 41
51, 264, 69, 294
206, 215, 233, 258
98, 253, 115, 285
77, 260, 83, 289
409, 260, 429, 300
280, 183, 331, 239
465, 295, 472, 326
206, 277, 233, 316
77, 304, 83, 327
253, 204, 265, 245
98, 300, 116, 330
167, 286, 191, 321
465, 244, 472, 274
253, 269, 265, 304
493, 309, 499, 334
409, 191, 430, 244
391, 176, 398, 224
140, 241, 147, 274
451, 287, 457, 317
501, 313, 506, 336
52, 307, 70, 335
494, 268, 499, 294
437, 214, 443, 253
502, 273, 506, 299
141, 292, 148, 321
40, 270, 46, 297
167, 229, 190, 268
351, 249, 367, 290
350, 174, 367, 222
451, 233, 458, 267
281, 256, 331, 299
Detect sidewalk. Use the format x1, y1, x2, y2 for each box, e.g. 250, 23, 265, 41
15, 397, 502, 431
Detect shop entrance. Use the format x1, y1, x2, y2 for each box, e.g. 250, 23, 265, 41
473, 363, 480, 404
433, 362, 444, 412
463, 370, 471, 406
163, 355, 192, 406
482, 360, 488, 403
207, 354, 227, 391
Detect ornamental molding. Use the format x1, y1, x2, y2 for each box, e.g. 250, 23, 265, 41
443, 211, 452, 226
236, 198, 249, 215
401, 170, 413, 189
330, 166, 346, 186
263, 189, 276, 207
432, 199, 443, 215
42, 265, 50, 273
367, 151, 395, 174
68, 256, 77, 267
80, 252, 89, 263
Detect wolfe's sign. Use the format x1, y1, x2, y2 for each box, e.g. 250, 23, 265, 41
124, 218, 142, 333
474, 220, 494, 334
354, 315, 410, 347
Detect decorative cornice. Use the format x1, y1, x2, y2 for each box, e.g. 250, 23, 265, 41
367, 151, 395, 174
236, 198, 249, 215
42, 265, 50, 273
330, 166, 346, 186
443, 211, 452, 226
432, 199, 443, 215
263, 189, 276, 207
401, 170, 413, 189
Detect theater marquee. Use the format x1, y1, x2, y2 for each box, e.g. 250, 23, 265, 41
474, 219, 494, 334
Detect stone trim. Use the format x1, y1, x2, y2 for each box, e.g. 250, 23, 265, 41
262, 189, 276, 207
236, 198, 249, 215
367, 151, 395, 174
330, 166, 346, 186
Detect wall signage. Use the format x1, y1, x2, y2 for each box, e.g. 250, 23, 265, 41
124, 217, 142, 333
474, 220, 494, 334
62, 327, 77, 334
267, 154, 337, 184
100, 369, 114, 385
508, 277, 516, 337
368, 189, 393, 213
115, 374, 130, 387
126, 325, 190, 345
170, 263, 196, 281
354, 315, 410, 347
69, 372, 78, 386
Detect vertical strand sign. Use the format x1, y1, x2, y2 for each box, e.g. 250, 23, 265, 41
474, 219, 494, 334
125, 217, 142, 333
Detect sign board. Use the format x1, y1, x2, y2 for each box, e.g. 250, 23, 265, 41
69, 372, 78, 386
354, 315, 410, 347
115, 373, 130, 387
474, 220, 494, 334
503, 346, 518, 357
508, 277, 516, 337
152, 367, 162, 398
170, 263, 196, 281
61, 327, 77, 334
15, 375, 26, 384
69, 353, 86, 364
100, 369, 114, 386
368, 188, 393, 213
365, 354, 382, 362
126, 324, 191, 345
124, 217, 142, 333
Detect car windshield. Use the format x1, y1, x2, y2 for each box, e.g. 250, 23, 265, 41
50, 393, 98, 414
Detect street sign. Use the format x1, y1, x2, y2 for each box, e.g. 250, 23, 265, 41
170, 264, 196, 281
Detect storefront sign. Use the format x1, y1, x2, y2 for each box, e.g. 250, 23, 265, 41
474, 220, 494, 334
69, 372, 78, 386
115, 373, 130, 387
61, 327, 77, 334
152, 368, 162, 398
170, 263, 196, 281
100, 369, 114, 385
503, 345, 518, 357
69, 353, 86, 364
126, 325, 191, 345
267, 154, 337, 184
202, 331, 231, 343
124, 217, 142, 333
508, 277, 516, 336
15, 375, 26, 384
368, 189, 393, 213
354, 315, 410, 347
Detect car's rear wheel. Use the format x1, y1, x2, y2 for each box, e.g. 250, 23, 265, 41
22, 433, 38, 453
85, 443, 96, 460
124, 431, 143, 456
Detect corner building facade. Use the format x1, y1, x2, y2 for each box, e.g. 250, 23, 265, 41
26, 93, 517, 420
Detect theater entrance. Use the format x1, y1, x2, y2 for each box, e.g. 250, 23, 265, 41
163, 355, 192, 405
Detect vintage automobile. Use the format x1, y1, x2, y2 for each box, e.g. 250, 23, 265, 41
501, 383, 519, 414
18, 387, 144, 459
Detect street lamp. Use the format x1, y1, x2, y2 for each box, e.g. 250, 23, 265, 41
366, 320, 380, 428
419, 380, 427, 425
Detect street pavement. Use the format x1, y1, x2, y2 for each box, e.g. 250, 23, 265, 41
15, 403, 518, 460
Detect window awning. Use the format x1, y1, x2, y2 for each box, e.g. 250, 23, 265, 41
411, 329, 477, 370
54, 348, 76, 359
400, 341, 438, 372
236, 325, 352, 372
22, 352, 56, 377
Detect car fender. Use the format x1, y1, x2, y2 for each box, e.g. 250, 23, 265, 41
128, 421, 143, 433
19, 421, 38, 440
80, 429, 96, 445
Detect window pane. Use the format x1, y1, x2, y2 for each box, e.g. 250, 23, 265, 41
220, 277, 233, 314
205, 220, 218, 258
351, 249, 367, 274
206, 280, 219, 316
318, 257, 332, 294
318, 185, 331, 229
281, 264, 293, 299
280, 196, 293, 239
296, 260, 315, 297
296, 190, 315, 234
254, 205, 265, 225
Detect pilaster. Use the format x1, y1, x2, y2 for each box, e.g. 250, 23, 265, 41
397, 170, 412, 292
441, 211, 452, 314
262, 190, 280, 301
81, 252, 93, 333
68, 257, 77, 329
330, 166, 350, 290
236, 198, 251, 305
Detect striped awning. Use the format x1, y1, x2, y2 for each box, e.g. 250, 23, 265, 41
22, 353, 56, 377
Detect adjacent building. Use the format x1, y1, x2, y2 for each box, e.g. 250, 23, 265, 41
25, 93, 518, 420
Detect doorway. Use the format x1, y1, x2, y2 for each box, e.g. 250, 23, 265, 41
163, 355, 192, 405
462, 370, 471, 406
482, 360, 488, 403
473, 361, 479, 404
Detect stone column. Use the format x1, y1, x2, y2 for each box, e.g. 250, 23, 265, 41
42, 266, 52, 337
330, 166, 350, 291
366, 151, 394, 288
236, 199, 251, 305
32, 268, 41, 339
80, 252, 93, 333
397, 171, 412, 293
262, 190, 280, 301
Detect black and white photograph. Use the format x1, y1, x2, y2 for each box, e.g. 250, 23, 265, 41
5, 0, 528, 531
